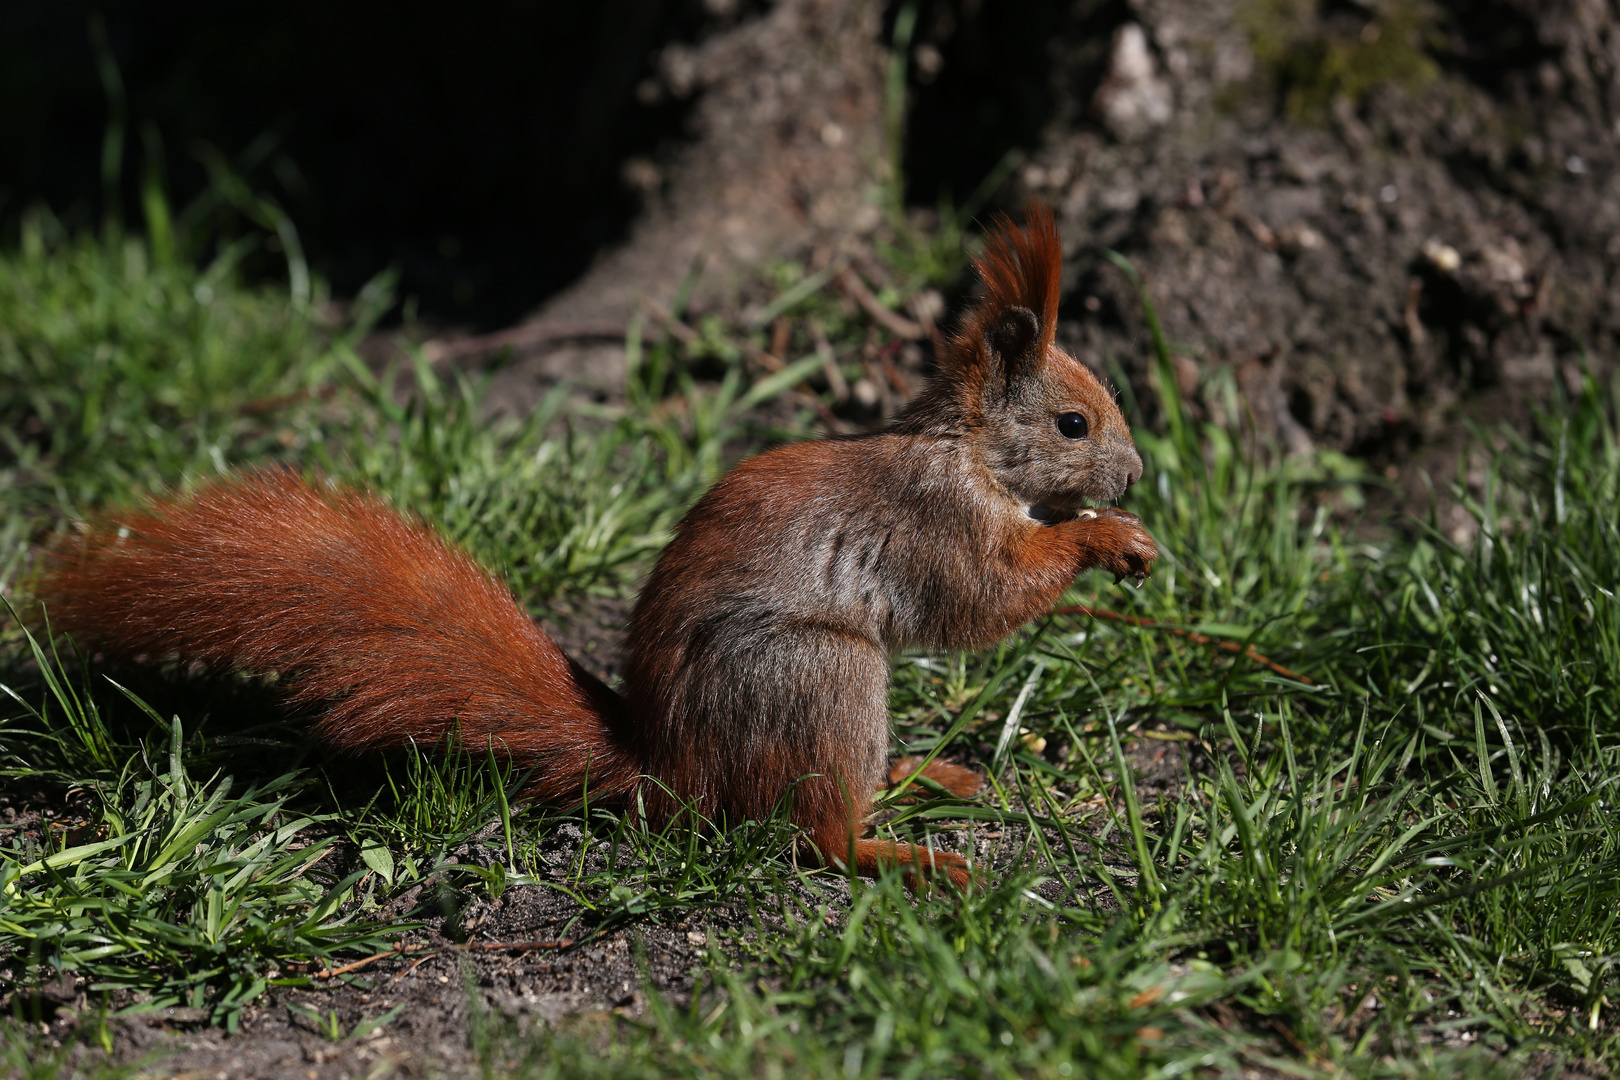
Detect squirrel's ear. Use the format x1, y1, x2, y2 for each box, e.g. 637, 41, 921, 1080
985, 305, 1044, 385
944, 203, 1062, 401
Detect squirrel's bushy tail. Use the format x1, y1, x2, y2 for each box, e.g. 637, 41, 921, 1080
34, 468, 641, 805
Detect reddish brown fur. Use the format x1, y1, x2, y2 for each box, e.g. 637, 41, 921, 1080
937, 207, 1063, 401
38, 471, 641, 805
32, 206, 1156, 891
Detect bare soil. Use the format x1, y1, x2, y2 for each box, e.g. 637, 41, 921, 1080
5, 783, 1046, 1078
912, 0, 1620, 522
12, 828, 724, 1077
472, 0, 1620, 510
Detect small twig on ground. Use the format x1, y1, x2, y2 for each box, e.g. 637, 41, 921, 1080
877, 348, 912, 399
836, 269, 926, 340
421, 322, 626, 364
390, 952, 439, 983
639, 298, 700, 346
795, 390, 849, 435
457, 938, 576, 955
1049, 604, 1312, 684
315, 942, 423, 979
1267, 1016, 1314, 1059
642, 297, 787, 373
315, 938, 576, 980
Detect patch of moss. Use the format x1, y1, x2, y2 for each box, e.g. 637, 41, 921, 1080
1239, 0, 1439, 121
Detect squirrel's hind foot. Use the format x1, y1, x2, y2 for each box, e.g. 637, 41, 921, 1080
851, 837, 973, 892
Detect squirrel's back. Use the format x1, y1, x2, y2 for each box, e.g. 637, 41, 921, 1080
626, 432, 1022, 660
36, 468, 640, 803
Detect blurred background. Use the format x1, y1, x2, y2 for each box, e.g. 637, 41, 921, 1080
2, 0, 722, 327
3, 0, 1616, 469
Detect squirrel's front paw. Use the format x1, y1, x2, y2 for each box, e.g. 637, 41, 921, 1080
1078, 508, 1158, 586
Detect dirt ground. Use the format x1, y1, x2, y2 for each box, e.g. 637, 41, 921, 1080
7, 797, 1055, 1078
8, 819, 706, 1077
33, 842, 726, 1078
469, 0, 1620, 515
1006, 0, 1620, 532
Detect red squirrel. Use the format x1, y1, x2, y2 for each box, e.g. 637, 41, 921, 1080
33, 206, 1156, 888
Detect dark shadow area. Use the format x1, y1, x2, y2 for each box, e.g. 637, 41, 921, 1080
892, 0, 1127, 210
0, 0, 750, 328
0, 648, 464, 829
1429, 0, 1559, 95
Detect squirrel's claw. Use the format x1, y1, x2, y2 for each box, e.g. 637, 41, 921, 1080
1083, 507, 1156, 587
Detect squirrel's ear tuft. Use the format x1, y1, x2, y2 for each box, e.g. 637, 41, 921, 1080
940, 203, 1063, 398
975, 203, 1061, 348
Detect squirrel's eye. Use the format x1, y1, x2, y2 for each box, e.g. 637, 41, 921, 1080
1056, 412, 1089, 440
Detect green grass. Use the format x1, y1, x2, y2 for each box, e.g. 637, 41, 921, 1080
2, 211, 1617, 1078
1237, 0, 1439, 122
1, 681, 410, 1032
0, 213, 373, 518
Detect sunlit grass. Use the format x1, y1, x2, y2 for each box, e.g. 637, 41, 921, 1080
1, 210, 1616, 1078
